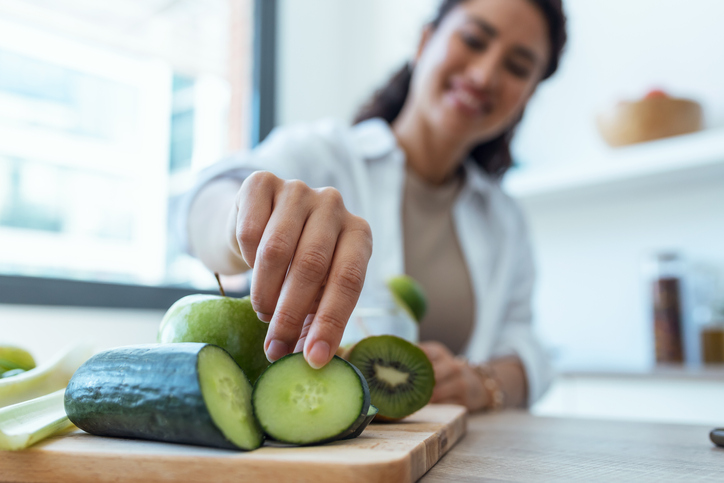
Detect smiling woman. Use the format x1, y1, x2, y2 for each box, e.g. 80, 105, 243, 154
184, 0, 567, 412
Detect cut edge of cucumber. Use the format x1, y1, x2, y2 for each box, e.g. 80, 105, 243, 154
339, 404, 378, 441
252, 354, 370, 445
197, 345, 263, 451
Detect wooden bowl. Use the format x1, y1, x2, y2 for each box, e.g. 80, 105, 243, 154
596, 97, 702, 147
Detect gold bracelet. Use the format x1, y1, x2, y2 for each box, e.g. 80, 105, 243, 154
472, 363, 506, 412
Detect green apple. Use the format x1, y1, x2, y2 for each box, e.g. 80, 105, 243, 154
386, 275, 427, 324
158, 294, 270, 383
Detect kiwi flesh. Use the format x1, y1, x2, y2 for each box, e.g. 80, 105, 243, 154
347, 335, 434, 420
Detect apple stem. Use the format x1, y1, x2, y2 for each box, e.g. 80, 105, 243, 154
214, 273, 226, 297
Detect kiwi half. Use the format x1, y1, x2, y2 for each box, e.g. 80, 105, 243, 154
347, 335, 434, 420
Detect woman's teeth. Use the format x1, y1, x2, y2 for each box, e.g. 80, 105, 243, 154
453, 88, 487, 113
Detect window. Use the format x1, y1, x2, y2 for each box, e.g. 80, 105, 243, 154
0, 0, 256, 293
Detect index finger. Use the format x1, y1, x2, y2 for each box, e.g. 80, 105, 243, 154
303, 220, 372, 369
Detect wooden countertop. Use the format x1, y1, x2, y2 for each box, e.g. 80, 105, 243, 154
421, 411, 724, 482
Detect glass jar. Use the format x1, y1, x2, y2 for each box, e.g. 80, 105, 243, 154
651, 252, 685, 364
340, 286, 418, 347
701, 319, 724, 364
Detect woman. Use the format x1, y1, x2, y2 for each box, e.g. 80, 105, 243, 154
185, 0, 567, 412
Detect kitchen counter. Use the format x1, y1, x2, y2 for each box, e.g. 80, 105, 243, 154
421, 411, 723, 482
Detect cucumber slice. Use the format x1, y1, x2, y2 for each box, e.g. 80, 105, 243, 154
253, 354, 370, 445
197, 344, 261, 450
65, 343, 263, 451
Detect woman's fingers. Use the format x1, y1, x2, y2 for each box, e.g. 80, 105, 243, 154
249, 180, 312, 324
430, 378, 465, 405
303, 216, 373, 369
264, 196, 342, 361
235, 172, 278, 272
234, 173, 373, 368
431, 357, 459, 384
293, 313, 316, 354
419, 341, 451, 363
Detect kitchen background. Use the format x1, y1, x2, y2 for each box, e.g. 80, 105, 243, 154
2, 0, 723, 423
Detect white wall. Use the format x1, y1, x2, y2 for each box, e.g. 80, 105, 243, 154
276, 0, 438, 125
513, 0, 724, 170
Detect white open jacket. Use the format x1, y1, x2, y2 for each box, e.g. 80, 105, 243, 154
183, 118, 553, 404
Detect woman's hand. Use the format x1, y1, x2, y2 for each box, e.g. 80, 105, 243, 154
230, 171, 373, 369
419, 341, 487, 411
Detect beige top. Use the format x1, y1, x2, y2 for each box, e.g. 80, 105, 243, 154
403, 167, 475, 354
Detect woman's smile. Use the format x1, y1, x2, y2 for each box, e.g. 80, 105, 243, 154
443, 76, 494, 118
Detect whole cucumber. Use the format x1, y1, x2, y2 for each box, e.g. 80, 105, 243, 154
65, 343, 262, 450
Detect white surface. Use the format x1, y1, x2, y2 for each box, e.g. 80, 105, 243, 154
533, 374, 724, 426
0, 304, 162, 365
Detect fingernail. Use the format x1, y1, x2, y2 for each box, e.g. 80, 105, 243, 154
256, 312, 272, 323
266, 339, 288, 362
306, 340, 331, 369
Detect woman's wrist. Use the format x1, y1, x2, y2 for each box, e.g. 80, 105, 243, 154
470, 362, 506, 412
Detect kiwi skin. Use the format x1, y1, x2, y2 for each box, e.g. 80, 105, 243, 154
347, 335, 435, 420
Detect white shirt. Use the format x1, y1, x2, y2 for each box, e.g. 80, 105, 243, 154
183, 118, 554, 404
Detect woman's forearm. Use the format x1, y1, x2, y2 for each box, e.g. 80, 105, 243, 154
187, 178, 250, 275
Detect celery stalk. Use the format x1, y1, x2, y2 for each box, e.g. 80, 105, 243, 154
0, 389, 74, 451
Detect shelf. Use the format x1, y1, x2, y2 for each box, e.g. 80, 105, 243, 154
504, 128, 724, 201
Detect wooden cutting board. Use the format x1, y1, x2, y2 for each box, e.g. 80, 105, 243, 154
1, 404, 466, 483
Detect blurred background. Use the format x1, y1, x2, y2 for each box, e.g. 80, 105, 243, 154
1, 0, 723, 423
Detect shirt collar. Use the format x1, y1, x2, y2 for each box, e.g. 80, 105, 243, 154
351, 118, 398, 160
352, 117, 497, 197
461, 159, 496, 197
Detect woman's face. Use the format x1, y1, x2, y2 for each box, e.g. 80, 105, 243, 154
409, 0, 550, 147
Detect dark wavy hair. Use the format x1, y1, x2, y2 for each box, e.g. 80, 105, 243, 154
353, 0, 567, 179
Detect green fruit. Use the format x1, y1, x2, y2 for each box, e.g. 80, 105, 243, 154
347, 335, 434, 420
0, 346, 36, 373
386, 275, 427, 323
158, 295, 269, 383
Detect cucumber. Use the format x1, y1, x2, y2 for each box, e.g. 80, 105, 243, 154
252, 353, 370, 445
65, 343, 263, 451
340, 404, 378, 440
